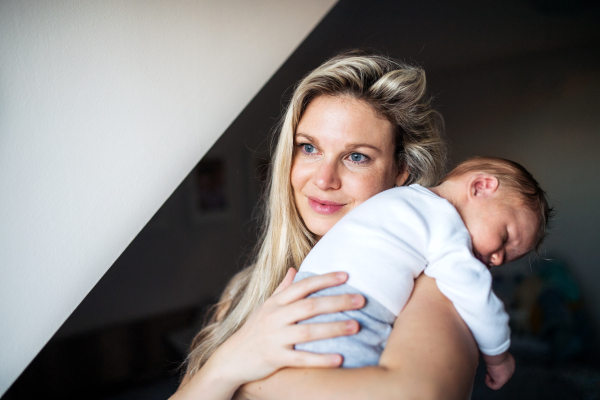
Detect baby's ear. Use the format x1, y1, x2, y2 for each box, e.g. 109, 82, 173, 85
471, 174, 499, 198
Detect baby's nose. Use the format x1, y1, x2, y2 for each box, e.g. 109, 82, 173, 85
490, 251, 505, 266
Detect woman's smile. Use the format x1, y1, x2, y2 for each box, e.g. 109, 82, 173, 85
307, 196, 346, 215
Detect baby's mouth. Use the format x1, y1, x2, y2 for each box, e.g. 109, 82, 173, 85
474, 251, 496, 269
473, 250, 487, 266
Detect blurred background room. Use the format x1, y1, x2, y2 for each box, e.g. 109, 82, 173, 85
3, 0, 600, 399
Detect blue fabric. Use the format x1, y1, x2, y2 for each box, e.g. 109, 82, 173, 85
293, 271, 396, 368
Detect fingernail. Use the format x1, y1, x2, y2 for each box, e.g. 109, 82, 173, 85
335, 272, 347, 281
346, 320, 357, 332
351, 295, 363, 306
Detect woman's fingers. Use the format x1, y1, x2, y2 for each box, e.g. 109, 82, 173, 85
287, 320, 360, 345
285, 350, 343, 368
272, 268, 296, 296
279, 293, 365, 324
274, 271, 348, 304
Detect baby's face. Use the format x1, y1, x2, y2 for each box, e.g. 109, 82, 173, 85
461, 196, 539, 268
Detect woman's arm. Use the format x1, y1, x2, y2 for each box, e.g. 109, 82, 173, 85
170, 269, 365, 400
237, 274, 479, 400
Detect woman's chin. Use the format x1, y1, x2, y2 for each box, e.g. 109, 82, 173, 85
305, 217, 342, 238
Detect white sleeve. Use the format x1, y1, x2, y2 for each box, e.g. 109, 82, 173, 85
424, 233, 511, 356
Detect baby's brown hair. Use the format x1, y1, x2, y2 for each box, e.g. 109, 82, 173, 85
440, 157, 553, 253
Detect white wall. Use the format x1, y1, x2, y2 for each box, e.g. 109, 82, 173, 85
0, 0, 336, 394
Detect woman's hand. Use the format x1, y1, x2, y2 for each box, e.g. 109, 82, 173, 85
172, 268, 365, 400
217, 268, 364, 385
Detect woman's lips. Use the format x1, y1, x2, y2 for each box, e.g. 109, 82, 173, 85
308, 197, 345, 215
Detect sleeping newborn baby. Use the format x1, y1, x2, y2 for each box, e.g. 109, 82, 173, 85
294, 156, 551, 390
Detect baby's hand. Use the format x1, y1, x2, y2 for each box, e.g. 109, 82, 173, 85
482, 351, 515, 390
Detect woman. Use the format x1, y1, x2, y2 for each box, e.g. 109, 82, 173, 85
172, 52, 479, 400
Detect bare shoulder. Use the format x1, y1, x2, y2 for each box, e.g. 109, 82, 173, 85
380, 274, 479, 400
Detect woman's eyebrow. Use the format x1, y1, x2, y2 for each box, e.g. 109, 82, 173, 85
345, 143, 382, 153
295, 133, 317, 143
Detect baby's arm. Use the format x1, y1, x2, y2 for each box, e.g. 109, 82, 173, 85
482, 351, 515, 390
424, 234, 513, 387
424, 238, 511, 355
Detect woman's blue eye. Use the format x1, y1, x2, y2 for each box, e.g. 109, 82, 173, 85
302, 144, 316, 154
349, 153, 368, 163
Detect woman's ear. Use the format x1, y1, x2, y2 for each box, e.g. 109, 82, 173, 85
469, 174, 499, 198
395, 167, 410, 187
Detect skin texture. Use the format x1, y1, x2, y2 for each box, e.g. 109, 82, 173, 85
483, 352, 516, 390
291, 95, 407, 238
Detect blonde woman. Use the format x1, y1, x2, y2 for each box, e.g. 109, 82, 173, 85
172, 51, 479, 400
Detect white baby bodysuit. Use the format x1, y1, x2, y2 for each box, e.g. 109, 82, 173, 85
299, 184, 510, 356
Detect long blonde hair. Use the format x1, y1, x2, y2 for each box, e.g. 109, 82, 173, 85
184, 51, 447, 376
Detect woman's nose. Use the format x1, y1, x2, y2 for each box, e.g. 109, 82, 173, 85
313, 160, 341, 191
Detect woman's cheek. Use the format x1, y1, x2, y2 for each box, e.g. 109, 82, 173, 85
290, 159, 310, 193
347, 172, 391, 205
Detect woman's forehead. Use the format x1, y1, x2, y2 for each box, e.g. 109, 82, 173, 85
296, 95, 394, 147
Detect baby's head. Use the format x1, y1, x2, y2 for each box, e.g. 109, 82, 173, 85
435, 157, 552, 268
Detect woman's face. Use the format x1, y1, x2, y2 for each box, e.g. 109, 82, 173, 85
291, 95, 407, 238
